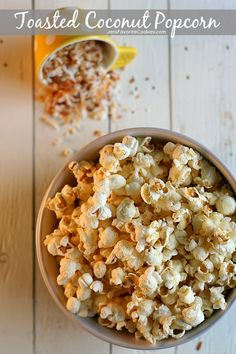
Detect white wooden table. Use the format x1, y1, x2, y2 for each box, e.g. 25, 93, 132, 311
0, 1, 236, 354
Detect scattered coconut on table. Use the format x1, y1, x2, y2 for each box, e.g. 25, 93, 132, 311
36, 40, 159, 156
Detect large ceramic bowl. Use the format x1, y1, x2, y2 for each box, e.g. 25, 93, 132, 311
36, 127, 236, 350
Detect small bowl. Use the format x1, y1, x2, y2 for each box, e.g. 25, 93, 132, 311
36, 127, 236, 350
35, 8, 137, 85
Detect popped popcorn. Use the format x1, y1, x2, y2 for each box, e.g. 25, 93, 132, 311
138, 266, 160, 296
177, 286, 195, 305
90, 280, 104, 293
41, 40, 120, 124
98, 226, 118, 248
44, 136, 236, 344
110, 267, 126, 285
66, 297, 81, 314
216, 195, 236, 216
93, 261, 107, 279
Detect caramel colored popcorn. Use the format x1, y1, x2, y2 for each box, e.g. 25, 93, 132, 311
44, 136, 236, 344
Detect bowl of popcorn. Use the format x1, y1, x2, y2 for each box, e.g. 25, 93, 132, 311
36, 127, 236, 350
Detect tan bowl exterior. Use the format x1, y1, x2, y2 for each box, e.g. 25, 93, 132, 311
36, 127, 236, 350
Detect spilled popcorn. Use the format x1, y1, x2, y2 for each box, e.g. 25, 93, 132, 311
40, 40, 120, 123
44, 136, 236, 344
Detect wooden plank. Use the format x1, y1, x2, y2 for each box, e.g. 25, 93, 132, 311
170, 1, 236, 354
110, 1, 173, 353
169, 0, 236, 176
0, 0, 33, 352
34, 1, 110, 354
110, 0, 170, 132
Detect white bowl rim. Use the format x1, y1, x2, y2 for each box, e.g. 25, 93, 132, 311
36, 127, 236, 350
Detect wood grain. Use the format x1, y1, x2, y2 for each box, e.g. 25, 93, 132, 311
0, 1, 33, 352
34, 1, 109, 354
110, 0, 170, 133
170, 1, 236, 354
